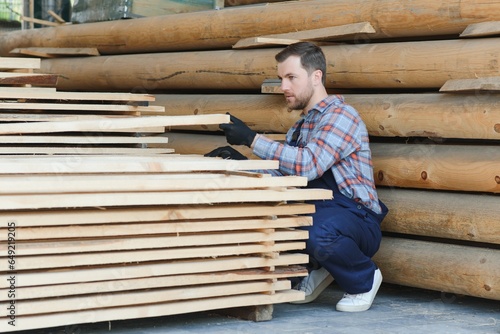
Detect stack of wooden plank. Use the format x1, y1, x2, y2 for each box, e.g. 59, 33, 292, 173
0, 0, 499, 326
0, 154, 331, 332
0, 55, 333, 331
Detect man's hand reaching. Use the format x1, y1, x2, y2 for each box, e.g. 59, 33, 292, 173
219, 114, 256, 147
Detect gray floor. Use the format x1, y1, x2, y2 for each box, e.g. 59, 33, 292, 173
15, 282, 500, 334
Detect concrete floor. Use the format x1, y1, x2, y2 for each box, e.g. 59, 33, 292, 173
14, 282, 500, 334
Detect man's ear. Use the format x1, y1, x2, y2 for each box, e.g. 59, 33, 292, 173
313, 69, 323, 86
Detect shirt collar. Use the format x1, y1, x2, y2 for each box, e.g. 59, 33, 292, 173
307, 94, 345, 116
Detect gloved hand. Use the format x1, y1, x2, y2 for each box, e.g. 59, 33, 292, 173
219, 114, 256, 147
204, 146, 248, 160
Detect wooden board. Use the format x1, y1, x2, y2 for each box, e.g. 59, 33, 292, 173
0, 72, 58, 86
10, 47, 101, 58
0, 57, 40, 70
460, 21, 500, 37
233, 22, 375, 49
440, 76, 500, 92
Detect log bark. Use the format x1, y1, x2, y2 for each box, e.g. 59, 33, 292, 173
377, 187, 500, 245
371, 143, 500, 193
373, 237, 500, 301
2, 0, 500, 56
153, 93, 500, 140
38, 38, 500, 91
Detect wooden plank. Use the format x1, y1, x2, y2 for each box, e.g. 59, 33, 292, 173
371, 143, 500, 193
373, 237, 500, 301
233, 22, 375, 49
0, 188, 332, 210
20, 15, 61, 27
0, 57, 40, 70
0, 154, 279, 174
10, 47, 100, 58
0, 86, 155, 102
0, 203, 315, 227
0, 290, 302, 332
378, 187, 500, 245
0, 113, 136, 122
0, 72, 58, 86
13, 280, 292, 316
1, 253, 308, 288
3, 242, 306, 270
0, 102, 164, 112
0, 114, 227, 134
0, 135, 169, 144
0, 147, 173, 155
460, 21, 500, 37
0, 265, 307, 300
439, 76, 500, 92
2, 216, 312, 240
3, 230, 308, 256
0, 173, 306, 194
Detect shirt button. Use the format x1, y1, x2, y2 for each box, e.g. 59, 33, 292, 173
357, 205, 362, 210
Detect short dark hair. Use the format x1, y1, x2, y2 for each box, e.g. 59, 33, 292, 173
275, 42, 327, 84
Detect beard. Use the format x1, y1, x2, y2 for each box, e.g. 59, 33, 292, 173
284, 83, 314, 111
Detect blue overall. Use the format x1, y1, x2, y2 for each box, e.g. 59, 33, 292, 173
304, 169, 388, 294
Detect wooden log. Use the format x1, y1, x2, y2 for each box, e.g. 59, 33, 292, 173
153, 93, 500, 140
38, 38, 500, 91
378, 187, 500, 245
371, 143, 500, 193
373, 237, 500, 301
2, 0, 500, 56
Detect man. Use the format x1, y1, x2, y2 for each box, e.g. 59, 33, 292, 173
207, 42, 388, 312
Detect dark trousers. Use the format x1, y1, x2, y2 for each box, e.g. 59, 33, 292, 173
303, 191, 388, 294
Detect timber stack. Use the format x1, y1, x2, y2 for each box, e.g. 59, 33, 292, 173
0, 0, 499, 329
0, 48, 332, 331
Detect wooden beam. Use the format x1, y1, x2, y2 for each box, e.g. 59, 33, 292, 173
10, 47, 100, 58
440, 76, 500, 92
373, 237, 500, 301
460, 21, 500, 38
233, 22, 375, 49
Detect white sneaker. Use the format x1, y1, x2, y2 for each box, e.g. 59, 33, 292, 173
336, 268, 383, 312
290, 267, 334, 304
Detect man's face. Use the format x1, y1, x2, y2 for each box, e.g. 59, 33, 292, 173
277, 55, 314, 111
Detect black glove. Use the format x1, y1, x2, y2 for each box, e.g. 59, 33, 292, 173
204, 146, 248, 160
219, 114, 256, 147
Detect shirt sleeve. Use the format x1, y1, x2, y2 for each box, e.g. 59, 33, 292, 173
252, 107, 362, 181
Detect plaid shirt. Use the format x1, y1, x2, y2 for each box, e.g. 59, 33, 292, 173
253, 95, 382, 214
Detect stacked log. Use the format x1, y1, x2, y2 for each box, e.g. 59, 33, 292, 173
0, 0, 499, 324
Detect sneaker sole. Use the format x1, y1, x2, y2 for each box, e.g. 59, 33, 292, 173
290, 275, 334, 304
